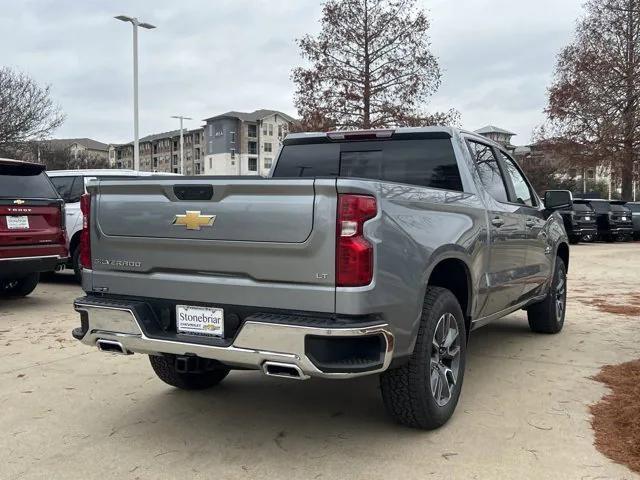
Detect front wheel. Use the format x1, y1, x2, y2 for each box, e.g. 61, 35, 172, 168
380, 286, 466, 430
0, 273, 40, 298
527, 257, 567, 334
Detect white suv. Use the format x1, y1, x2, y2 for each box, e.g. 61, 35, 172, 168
47, 169, 178, 281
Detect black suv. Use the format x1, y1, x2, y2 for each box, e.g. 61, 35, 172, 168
557, 200, 597, 244
584, 199, 633, 242
627, 202, 640, 239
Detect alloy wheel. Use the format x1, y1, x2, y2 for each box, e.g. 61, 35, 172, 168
555, 267, 567, 321
429, 313, 461, 407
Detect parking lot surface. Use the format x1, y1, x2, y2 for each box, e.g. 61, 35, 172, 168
1, 243, 639, 479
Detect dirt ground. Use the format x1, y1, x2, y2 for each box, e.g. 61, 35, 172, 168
1, 243, 639, 480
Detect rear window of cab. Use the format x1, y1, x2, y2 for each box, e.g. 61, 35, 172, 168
273, 138, 463, 192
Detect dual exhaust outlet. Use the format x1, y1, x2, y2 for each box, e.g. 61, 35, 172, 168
95, 339, 309, 380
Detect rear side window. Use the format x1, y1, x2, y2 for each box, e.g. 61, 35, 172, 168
0, 164, 58, 199
273, 139, 463, 191
467, 141, 508, 203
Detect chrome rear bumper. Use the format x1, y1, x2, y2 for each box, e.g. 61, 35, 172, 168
73, 298, 394, 379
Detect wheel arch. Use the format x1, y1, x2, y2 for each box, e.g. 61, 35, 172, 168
425, 255, 473, 338
556, 242, 569, 272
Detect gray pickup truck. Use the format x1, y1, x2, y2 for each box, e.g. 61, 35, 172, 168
72, 127, 570, 429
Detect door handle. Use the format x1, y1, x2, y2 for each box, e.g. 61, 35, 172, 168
525, 219, 536, 228
491, 217, 505, 227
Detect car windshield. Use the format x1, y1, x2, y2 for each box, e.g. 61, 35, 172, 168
0, 164, 59, 199
573, 203, 592, 212
610, 204, 630, 212
589, 201, 611, 213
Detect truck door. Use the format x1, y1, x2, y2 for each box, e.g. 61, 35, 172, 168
497, 151, 551, 302
467, 140, 527, 317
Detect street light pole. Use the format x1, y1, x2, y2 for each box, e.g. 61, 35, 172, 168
115, 15, 156, 171
171, 115, 192, 174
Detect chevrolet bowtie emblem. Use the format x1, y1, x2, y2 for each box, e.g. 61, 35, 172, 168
13, 199, 25, 205
173, 211, 216, 230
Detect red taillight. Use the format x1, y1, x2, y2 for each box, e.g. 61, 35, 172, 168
336, 194, 377, 287
79, 193, 91, 269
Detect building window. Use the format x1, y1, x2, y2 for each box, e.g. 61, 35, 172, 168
117, 161, 122, 168
230, 131, 236, 144
209, 158, 212, 169
268, 124, 273, 136
248, 124, 257, 138
278, 125, 283, 138
153, 158, 158, 168
231, 148, 235, 159
248, 157, 257, 172
248, 141, 257, 155
172, 154, 178, 164
264, 142, 272, 153
587, 169, 595, 179
195, 163, 201, 175
263, 124, 268, 135
173, 140, 178, 150
264, 157, 273, 170
208, 124, 213, 136
208, 140, 213, 154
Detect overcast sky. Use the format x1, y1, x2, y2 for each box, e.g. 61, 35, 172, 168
0, 0, 584, 145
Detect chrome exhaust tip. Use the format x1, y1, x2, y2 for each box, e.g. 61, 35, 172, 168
96, 339, 130, 355
262, 361, 309, 380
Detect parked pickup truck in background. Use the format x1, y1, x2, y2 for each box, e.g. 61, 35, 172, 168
1, 159, 68, 297
72, 127, 570, 429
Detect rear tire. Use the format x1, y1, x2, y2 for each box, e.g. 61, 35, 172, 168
380, 287, 466, 430
149, 354, 230, 390
527, 257, 567, 334
0, 273, 40, 298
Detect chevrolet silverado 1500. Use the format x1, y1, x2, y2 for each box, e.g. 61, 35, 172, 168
72, 127, 570, 429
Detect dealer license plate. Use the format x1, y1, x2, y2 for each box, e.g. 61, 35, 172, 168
176, 305, 224, 337
6, 215, 29, 230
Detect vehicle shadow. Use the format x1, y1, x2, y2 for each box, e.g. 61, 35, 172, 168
98, 315, 536, 445
40, 271, 79, 286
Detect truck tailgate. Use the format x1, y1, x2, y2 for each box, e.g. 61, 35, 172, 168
87, 178, 337, 312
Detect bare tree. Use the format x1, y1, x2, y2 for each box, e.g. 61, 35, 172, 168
292, 0, 457, 131
0, 67, 65, 148
545, 0, 640, 200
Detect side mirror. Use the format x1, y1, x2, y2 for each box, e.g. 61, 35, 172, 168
544, 190, 573, 210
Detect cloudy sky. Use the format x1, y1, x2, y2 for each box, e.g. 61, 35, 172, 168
1, 0, 584, 145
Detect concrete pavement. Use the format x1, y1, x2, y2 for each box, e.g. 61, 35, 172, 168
1, 243, 639, 479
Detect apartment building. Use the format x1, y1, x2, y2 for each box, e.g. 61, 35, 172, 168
111, 128, 204, 174
202, 109, 295, 176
